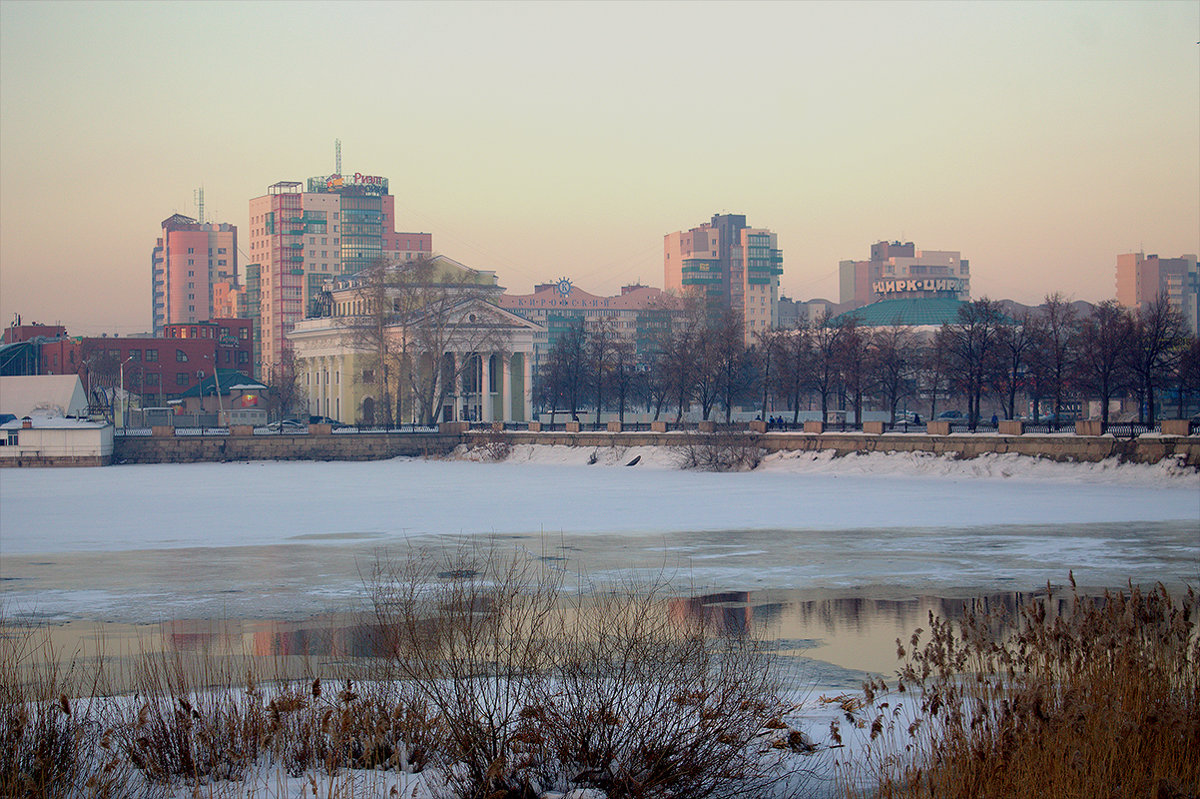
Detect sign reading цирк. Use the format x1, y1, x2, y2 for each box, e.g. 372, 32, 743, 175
873, 277, 966, 294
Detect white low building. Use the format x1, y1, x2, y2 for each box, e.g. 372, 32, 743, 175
0, 416, 114, 467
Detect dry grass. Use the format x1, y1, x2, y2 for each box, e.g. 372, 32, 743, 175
838, 577, 1199, 799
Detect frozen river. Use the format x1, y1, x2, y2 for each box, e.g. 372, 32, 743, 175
1, 445, 1197, 681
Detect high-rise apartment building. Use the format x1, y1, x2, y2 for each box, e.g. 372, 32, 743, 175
664, 213, 783, 339
247, 173, 432, 371
151, 215, 238, 335
838, 241, 970, 308
1116, 252, 1199, 335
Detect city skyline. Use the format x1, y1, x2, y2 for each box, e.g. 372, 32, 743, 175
1, 1, 1197, 335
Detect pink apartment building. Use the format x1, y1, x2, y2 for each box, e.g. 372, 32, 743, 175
247, 173, 432, 371
151, 215, 238, 334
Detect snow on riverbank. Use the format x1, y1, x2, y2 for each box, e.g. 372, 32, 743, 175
460, 442, 1200, 485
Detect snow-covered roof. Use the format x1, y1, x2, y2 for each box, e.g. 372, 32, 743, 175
1, 416, 106, 430
0, 375, 89, 418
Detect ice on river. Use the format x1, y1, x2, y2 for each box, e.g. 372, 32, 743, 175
1, 446, 1197, 622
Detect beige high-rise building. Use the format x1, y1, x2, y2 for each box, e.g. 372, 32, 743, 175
664, 213, 782, 340
1116, 252, 1199, 334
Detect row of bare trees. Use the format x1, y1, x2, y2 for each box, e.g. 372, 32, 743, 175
534, 293, 1200, 429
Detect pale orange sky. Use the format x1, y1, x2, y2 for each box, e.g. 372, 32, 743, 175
1, 0, 1197, 335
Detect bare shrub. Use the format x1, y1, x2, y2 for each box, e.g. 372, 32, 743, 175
533, 582, 795, 799
370, 546, 563, 798
673, 429, 765, 472
842, 578, 1200, 798
369, 546, 802, 799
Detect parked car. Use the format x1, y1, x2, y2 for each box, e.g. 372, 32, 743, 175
936, 410, 964, 420
266, 419, 306, 432
308, 415, 351, 429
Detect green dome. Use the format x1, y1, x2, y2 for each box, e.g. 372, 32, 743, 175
833, 297, 965, 327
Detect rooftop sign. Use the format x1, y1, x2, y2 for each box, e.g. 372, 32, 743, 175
873, 277, 967, 295
307, 173, 389, 195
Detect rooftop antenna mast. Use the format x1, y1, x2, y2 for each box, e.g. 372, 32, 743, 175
335, 139, 342, 175
194, 187, 205, 224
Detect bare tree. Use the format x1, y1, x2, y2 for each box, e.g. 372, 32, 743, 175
775, 322, 812, 426
662, 295, 707, 423
834, 318, 867, 427
587, 316, 618, 425
940, 298, 1004, 428
868, 325, 918, 424
921, 331, 951, 421
995, 310, 1037, 421
1125, 294, 1187, 425
1074, 301, 1134, 430
752, 327, 784, 422
809, 311, 843, 423
1036, 292, 1079, 421
535, 321, 586, 423
1169, 335, 1200, 420
710, 310, 751, 424
608, 337, 637, 425
267, 349, 305, 424
340, 259, 402, 426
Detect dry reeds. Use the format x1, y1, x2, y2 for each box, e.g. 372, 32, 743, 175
840, 578, 1199, 799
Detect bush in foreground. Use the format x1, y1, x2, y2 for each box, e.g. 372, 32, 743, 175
369, 547, 805, 799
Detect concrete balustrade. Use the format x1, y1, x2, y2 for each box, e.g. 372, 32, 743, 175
926, 421, 951, 435
803, 421, 824, 434
862, 421, 885, 435
1161, 419, 1191, 436
998, 420, 1025, 435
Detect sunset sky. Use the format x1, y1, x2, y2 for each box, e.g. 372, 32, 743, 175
1, 0, 1197, 335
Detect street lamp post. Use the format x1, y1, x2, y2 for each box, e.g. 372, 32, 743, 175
118, 355, 134, 430
200, 353, 226, 427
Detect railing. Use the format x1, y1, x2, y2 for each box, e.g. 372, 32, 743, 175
112, 419, 1200, 439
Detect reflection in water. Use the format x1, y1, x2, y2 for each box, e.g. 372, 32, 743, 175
668, 588, 1073, 676
152, 587, 1074, 680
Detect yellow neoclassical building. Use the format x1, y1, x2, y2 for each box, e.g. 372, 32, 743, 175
289, 256, 542, 426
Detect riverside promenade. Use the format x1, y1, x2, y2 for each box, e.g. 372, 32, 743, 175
91, 419, 1200, 468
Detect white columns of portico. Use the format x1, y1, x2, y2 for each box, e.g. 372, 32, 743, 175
502, 354, 512, 423
481, 353, 493, 423
523, 352, 533, 422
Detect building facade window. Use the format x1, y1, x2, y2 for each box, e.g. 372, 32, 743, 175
176, 349, 188, 362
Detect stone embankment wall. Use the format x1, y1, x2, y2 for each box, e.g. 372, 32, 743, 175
115, 432, 460, 464
0, 454, 112, 467
104, 426, 1200, 467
